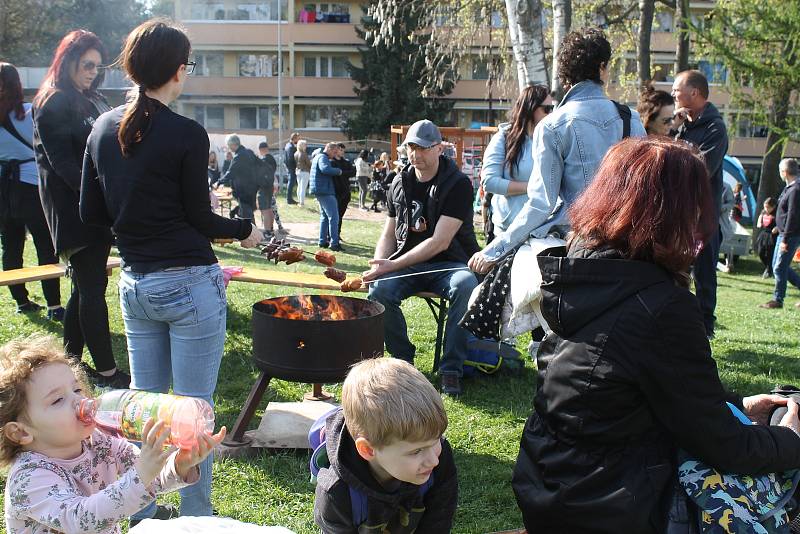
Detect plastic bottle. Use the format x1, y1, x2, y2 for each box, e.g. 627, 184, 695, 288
77, 390, 215, 449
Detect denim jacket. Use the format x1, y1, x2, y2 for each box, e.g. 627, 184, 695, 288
309, 152, 341, 196
481, 123, 534, 232
482, 81, 646, 261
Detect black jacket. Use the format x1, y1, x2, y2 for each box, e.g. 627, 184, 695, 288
675, 102, 728, 220
389, 156, 480, 264
314, 410, 457, 534
332, 157, 355, 200
219, 145, 260, 202
80, 102, 251, 273
512, 241, 800, 534
776, 180, 800, 240
33, 90, 112, 254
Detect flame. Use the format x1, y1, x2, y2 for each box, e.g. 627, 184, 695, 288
261, 295, 354, 321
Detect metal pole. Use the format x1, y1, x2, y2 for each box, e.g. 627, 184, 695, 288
277, 0, 284, 190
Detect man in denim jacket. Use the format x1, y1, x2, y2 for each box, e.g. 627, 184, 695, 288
469, 28, 646, 273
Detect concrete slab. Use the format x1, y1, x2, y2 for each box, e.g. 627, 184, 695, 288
249, 400, 338, 449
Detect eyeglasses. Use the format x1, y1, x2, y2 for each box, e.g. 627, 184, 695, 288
79, 60, 103, 72
185, 61, 196, 75
538, 104, 554, 114
407, 143, 439, 151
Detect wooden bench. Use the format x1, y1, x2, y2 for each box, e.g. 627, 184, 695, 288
227, 266, 448, 371
0, 257, 122, 287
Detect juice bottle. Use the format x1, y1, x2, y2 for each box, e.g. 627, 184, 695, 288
77, 390, 215, 449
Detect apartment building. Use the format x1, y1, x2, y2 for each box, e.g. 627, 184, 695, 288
169, 0, 792, 179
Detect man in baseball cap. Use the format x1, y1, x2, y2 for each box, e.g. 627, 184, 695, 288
364, 119, 480, 396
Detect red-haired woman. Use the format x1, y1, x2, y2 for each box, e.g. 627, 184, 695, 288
0, 63, 64, 318
32, 30, 128, 388
512, 137, 800, 533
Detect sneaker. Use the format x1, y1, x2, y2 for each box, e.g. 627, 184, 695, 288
275, 227, 289, 236
95, 370, 131, 389
760, 300, 783, 309
319, 242, 330, 248
440, 373, 462, 397
287, 199, 298, 205
16, 301, 43, 313
330, 244, 345, 252
129, 504, 179, 527
47, 306, 66, 322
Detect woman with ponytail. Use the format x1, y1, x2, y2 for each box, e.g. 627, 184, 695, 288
32, 30, 129, 388
80, 19, 261, 521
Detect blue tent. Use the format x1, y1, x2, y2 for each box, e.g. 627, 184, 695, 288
723, 155, 757, 225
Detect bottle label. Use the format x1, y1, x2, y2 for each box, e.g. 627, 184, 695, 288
120, 392, 185, 442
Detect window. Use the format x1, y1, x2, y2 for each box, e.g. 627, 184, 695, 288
734, 116, 769, 138
302, 56, 350, 78
185, 0, 288, 21
471, 57, 501, 80
194, 53, 224, 77
299, 3, 350, 22
303, 106, 350, 128
654, 11, 673, 32
239, 106, 286, 130
239, 54, 278, 77
698, 60, 727, 84
652, 63, 674, 82
194, 105, 224, 129
470, 109, 503, 127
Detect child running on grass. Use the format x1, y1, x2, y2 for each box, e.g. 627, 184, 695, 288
1, 334, 225, 533
314, 358, 457, 533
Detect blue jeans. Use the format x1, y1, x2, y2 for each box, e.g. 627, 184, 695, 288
317, 194, 340, 247
772, 234, 800, 302
692, 227, 721, 336
367, 261, 479, 377
120, 264, 226, 518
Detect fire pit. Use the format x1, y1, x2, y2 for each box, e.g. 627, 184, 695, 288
224, 294, 384, 447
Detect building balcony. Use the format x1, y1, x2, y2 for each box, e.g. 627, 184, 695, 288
184, 21, 360, 46
182, 75, 356, 98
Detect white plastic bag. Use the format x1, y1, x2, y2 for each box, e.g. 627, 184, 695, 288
129, 516, 296, 534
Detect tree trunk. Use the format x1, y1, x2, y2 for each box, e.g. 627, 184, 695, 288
753, 84, 791, 246
637, 0, 655, 86
675, 0, 690, 73
505, 0, 549, 90
550, 0, 571, 98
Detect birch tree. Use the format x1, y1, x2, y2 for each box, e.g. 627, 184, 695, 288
550, 0, 572, 97
506, 0, 549, 89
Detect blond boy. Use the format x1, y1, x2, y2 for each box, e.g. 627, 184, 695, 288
313, 359, 457, 533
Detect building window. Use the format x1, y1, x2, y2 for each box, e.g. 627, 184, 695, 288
194, 105, 225, 129
239, 54, 278, 77
298, 3, 350, 22
698, 60, 727, 84
471, 57, 501, 80
239, 105, 286, 130
302, 56, 350, 77
194, 53, 224, 77
734, 116, 769, 138
185, 0, 288, 21
303, 106, 350, 128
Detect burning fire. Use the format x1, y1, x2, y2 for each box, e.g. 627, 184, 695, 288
260, 294, 353, 321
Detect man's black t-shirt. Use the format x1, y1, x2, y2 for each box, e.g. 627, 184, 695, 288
388, 168, 473, 264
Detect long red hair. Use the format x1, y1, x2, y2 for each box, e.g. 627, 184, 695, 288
33, 30, 105, 110
569, 136, 715, 275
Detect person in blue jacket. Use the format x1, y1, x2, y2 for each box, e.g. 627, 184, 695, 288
310, 142, 344, 251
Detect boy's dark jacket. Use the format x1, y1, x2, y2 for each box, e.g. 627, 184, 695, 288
314, 410, 457, 534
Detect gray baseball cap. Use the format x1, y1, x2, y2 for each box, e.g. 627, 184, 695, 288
402, 120, 442, 148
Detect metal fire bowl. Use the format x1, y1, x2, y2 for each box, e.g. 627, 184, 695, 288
251, 295, 385, 383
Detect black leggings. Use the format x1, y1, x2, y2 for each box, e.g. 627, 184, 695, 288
64, 241, 117, 372
0, 182, 60, 306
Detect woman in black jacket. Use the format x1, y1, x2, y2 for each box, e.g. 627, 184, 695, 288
512, 137, 800, 533
32, 30, 128, 387
80, 20, 260, 520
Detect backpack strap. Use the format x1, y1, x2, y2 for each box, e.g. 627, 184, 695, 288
348, 485, 369, 527
611, 100, 632, 139
0, 115, 34, 151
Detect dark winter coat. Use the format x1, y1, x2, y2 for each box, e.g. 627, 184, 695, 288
512, 240, 800, 534
219, 145, 261, 204
776, 180, 800, 240
33, 89, 112, 255
314, 410, 458, 534
388, 156, 480, 264
674, 102, 728, 220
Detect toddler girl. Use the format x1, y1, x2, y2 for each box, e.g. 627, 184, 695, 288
756, 197, 778, 278
1, 334, 225, 533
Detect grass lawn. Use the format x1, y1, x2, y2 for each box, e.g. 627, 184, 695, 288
0, 198, 797, 533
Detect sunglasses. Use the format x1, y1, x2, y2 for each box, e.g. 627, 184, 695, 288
79, 60, 103, 72
538, 104, 555, 114
185, 61, 196, 75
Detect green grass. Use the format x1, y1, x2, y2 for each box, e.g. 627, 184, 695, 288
0, 200, 796, 533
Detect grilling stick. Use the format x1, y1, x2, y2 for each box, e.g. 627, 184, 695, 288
363, 266, 470, 285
